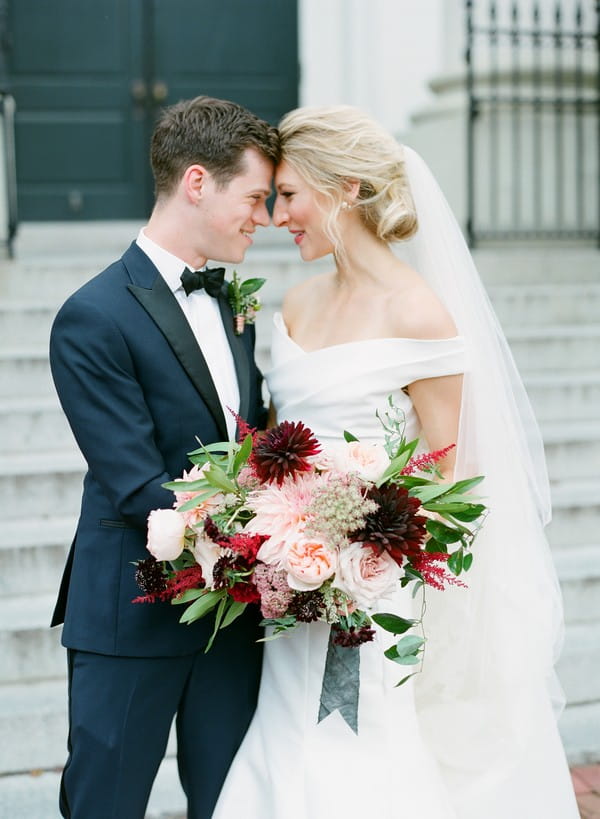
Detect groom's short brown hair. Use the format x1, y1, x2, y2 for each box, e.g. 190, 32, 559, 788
150, 95, 280, 198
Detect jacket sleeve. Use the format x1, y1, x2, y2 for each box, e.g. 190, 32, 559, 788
49, 294, 175, 529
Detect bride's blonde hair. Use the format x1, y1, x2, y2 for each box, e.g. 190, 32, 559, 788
278, 105, 417, 255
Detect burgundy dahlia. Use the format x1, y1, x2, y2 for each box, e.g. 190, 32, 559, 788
332, 623, 376, 647
250, 420, 321, 485
351, 484, 427, 566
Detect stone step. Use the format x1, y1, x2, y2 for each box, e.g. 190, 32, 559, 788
542, 420, 600, 480
488, 283, 600, 326
0, 451, 85, 521
0, 348, 55, 397
505, 325, 600, 371
0, 538, 596, 691
0, 679, 183, 816
0, 396, 75, 453
0, 517, 73, 596
554, 545, 600, 625
559, 701, 600, 766
556, 621, 600, 707
547, 479, 600, 550
0, 758, 186, 819
523, 371, 600, 422
472, 246, 600, 285
0, 594, 64, 684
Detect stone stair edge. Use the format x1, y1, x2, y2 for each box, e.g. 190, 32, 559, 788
0, 516, 76, 549
0, 450, 85, 475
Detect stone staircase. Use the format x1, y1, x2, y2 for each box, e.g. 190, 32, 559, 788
0, 224, 598, 816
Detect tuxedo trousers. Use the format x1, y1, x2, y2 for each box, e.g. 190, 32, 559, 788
60, 628, 262, 819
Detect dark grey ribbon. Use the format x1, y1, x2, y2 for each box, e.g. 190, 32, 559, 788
317, 627, 360, 734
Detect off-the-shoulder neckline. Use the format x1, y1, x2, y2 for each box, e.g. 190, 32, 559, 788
273, 312, 464, 355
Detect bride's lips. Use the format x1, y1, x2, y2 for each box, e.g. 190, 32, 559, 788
291, 231, 305, 245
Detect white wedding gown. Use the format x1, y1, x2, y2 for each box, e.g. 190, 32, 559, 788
212, 312, 579, 819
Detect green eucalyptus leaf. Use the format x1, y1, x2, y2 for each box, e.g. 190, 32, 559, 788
343, 430, 360, 442
395, 673, 417, 687
222, 600, 247, 628
447, 549, 464, 576
426, 520, 463, 544
239, 277, 266, 296
409, 484, 451, 503
205, 464, 237, 493
204, 594, 228, 652
425, 539, 448, 554
178, 590, 224, 623
371, 613, 418, 634
448, 475, 485, 494
463, 552, 474, 571
232, 433, 253, 476
391, 654, 421, 666
395, 634, 425, 657
171, 587, 205, 605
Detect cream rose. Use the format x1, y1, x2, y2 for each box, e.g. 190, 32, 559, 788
329, 441, 390, 483
146, 508, 186, 561
333, 541, 401, 609
284, 536, 338, 591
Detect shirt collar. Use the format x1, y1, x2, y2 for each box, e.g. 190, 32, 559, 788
136, 228, 190, 294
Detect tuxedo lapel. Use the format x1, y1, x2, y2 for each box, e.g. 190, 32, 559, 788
217, 288, 251, 426
125, 249, 229, 440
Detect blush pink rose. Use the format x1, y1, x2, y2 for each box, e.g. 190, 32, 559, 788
333, 541, 402, 609
146, 509, 186, 561
329, 441, 390, 483
284, 536, 338, 591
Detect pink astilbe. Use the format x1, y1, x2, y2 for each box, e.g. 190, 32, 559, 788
411, 552, 467, 591
227, 408, 257, 444
253, 564, 293, 618
401, 444, 456, 476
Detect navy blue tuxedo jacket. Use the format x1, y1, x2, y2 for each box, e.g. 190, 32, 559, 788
49, 242, 266, 657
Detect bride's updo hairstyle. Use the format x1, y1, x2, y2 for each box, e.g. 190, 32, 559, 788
278, 105, 417, 253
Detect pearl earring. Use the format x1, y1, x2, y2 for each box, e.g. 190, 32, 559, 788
341, 201, 351, 211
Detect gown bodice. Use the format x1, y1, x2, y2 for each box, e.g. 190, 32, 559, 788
267, 312, 467, 445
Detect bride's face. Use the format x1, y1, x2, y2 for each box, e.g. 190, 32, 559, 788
273, 161, 335, 260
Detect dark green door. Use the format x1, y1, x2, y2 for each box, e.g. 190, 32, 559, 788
5, 0, 298, 220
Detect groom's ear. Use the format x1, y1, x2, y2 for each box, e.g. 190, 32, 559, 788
182, 164, 206, 205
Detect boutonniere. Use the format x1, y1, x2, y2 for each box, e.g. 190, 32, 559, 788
228, 270, 266, 335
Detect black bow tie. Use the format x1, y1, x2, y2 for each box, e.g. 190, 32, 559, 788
180, 266, 226, 298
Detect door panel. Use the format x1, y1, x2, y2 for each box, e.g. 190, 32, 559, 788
6, 0, 298, 219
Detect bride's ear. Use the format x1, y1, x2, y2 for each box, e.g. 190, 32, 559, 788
342, 178, 361, 205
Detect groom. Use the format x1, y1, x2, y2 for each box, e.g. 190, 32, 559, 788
49, 96, 279, 818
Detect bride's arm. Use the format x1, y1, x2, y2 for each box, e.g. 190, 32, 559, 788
406, 372, 463, 483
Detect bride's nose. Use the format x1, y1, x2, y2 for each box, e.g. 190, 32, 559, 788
272, 197, 288, 227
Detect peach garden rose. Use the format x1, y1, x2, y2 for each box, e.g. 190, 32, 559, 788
284, 536, 338, 591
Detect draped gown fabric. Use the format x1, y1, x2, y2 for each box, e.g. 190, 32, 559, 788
212, 313, 579, 819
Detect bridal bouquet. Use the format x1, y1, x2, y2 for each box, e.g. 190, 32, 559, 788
134, 402, 486, 692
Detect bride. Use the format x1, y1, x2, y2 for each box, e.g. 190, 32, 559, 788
212, 106, 578, 818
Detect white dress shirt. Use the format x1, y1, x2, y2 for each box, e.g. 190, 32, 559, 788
136, 228, 240, 440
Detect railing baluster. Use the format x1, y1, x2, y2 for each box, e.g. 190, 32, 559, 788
532, 1, 543, 232
574, 2, 584, 231
554, 2, 565, 229
465, 0, 598, 244
490, 0, 499, 232
466, 0, 476, 247
511, 2, 522, 232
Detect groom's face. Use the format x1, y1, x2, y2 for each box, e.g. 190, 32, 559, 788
195, 148, 273, 263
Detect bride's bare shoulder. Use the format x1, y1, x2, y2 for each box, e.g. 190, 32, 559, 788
281, 271, 334, 323
389, 260, 458, 340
